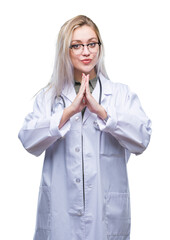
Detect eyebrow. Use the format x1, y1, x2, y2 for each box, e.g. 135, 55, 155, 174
71, 37, 98, 43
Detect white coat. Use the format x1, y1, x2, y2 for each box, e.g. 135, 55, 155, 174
18, 73, 151, 240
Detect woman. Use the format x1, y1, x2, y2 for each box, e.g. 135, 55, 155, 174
18, 15, 151, 240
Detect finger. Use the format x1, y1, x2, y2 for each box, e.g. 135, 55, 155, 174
82, 73, 86, 85
82, 73, 86, 84
80, 83, 86, 97
78, 74, 86, 94
85, 74, 90, 94
82, 95, 86, 105
86, 74, 89, 83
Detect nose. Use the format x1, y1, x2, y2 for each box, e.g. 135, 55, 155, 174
82, 45, 90, 56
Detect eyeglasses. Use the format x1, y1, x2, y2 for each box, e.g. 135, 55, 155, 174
69, 42, 101, 55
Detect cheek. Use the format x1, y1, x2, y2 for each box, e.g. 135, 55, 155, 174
70, 54, 79, 68
70, 51, 75, 64
92, 53, 99, 65
72, 58, 80, 69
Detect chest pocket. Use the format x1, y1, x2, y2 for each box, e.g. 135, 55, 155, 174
100, 132, 125, 157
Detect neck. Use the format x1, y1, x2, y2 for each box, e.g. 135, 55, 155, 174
74, 68, 97, 82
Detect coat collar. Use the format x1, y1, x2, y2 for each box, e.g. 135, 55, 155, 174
92, 73, 112, 103
61, 83, 76, 103
61, 73, 112, 103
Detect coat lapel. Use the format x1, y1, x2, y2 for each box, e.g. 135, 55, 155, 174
61, 83, 76, 103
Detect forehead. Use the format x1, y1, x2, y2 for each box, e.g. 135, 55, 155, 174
71, 25, 98, 42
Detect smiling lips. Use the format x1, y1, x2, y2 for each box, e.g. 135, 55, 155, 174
81, 59, 92, 64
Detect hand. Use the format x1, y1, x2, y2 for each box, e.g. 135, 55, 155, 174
83, 74, 99, 113
58, 75, 86, 129
70, 75, 86, 114
58, 73, 107, 129
84, 74, 107, 120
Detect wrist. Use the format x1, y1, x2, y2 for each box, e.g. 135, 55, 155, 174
67, 105, 76, 117
96, 105, 107, 120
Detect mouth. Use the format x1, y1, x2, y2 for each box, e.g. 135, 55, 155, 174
81, 59, 92, 64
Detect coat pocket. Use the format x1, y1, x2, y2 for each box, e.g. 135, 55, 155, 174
100, 132, 124, 157
105, 192, 131, 237
35, 186, 51, 231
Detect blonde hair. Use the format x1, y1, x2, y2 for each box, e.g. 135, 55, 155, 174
49, 15, 108, 97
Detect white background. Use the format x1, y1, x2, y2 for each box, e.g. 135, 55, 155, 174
0, 0, 170, 239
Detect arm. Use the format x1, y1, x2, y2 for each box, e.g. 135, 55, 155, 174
19, 77, 87, 156
78, 74, 151, 154
96, 84, 152, 155
58, 105, 75, 129
58, 100, 107, 130
58, 75, 88, 129
18, 89, 71, 156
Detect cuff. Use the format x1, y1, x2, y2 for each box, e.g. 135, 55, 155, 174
49, 110, 71, 138
96, 107, 117, 133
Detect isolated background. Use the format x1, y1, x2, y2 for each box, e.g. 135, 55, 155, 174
0, 0, 170, 239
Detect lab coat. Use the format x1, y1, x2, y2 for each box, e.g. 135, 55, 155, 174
18, 73, 151, 240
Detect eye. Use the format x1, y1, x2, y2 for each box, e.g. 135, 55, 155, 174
88, 42, 97, 48
71, 44, 82, 49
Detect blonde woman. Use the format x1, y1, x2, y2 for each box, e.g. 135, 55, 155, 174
18, 15, 152, 240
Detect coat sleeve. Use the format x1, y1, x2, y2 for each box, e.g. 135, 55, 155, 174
97, 84, 152, 155
18, 90, 71, 157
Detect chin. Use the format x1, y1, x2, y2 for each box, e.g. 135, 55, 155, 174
81, 66, 95, 75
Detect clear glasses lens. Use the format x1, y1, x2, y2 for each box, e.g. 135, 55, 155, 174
70, 42, 100, 55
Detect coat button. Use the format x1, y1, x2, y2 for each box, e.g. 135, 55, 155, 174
78, 210, 83, 216
76, 178, 81, 183
75, 147, 80, 152
93, 121, 99, 127
75, 116, 80, 121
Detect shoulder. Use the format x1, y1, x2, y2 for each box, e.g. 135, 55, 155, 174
99, 73, 130, 95
34, 85, 56, 107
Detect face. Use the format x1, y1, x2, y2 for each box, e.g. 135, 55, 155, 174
69, 25, 100, 81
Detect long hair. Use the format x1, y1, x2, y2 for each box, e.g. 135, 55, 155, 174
49, 15, 108, 97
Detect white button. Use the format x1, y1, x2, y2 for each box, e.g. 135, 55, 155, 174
76, 178, 81, 183
93, 121, 99, 128
75, 116, 80, 121
75, 147, 80, 152
93, 121, 98, 126
78, 210, 83, 216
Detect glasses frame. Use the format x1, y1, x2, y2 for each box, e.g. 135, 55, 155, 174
69, 42, 101, 54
